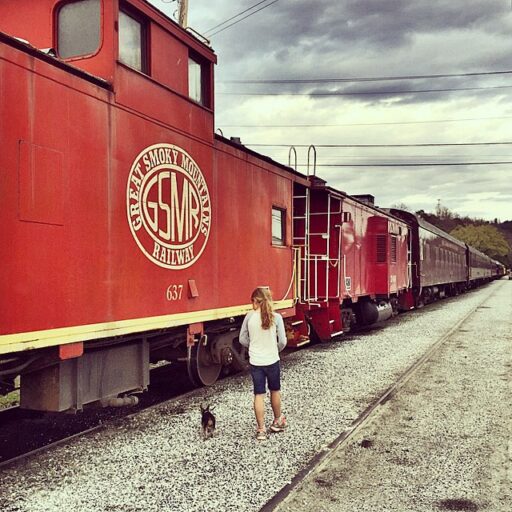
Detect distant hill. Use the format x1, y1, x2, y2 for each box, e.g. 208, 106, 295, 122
500, 220, 512, 249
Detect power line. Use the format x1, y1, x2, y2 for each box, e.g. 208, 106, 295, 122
246, 142, 512, 148
207, 0, 280, 37
291, 161, 512, 167
221, 69, 512, 84
219, 84, 512, 96
204, 0, 270, 34
271, 154, 512, 160
216, 114, 512, 128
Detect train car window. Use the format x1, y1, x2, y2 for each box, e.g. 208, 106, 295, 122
189, 57, 202, 103
189, 53, 211, 107
390, 235, 397, 263
57, 0, 101, 59
119, 9, 148, 73
376, 234, 387, 263
272, 207, 286, 246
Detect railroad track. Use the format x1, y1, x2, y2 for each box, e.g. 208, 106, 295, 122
261, 288, 495, 511
0, 363, 197, 469
0, 282, 504, 512
0, 286, 496, 474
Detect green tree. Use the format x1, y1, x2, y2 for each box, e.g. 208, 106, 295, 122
450, 224, 510, 259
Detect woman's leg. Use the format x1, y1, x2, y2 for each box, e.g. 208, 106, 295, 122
267, 361, 282, 420
253, 393, 265, 430
250, 365, 267, 430
270, 390, 281, 420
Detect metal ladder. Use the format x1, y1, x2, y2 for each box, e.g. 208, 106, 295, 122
292, 190, 310, 302
290, 146, 341, 303
290, 145, 313, 303
307, 193, 343, 302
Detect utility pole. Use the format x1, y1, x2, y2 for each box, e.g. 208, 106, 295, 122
179, 0, 188, 27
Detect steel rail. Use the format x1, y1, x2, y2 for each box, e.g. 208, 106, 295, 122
0, 370, 202, 470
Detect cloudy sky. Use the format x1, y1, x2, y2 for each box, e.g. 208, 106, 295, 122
150, 0, 512, 221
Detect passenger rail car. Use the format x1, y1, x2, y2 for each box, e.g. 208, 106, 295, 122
389, 209, 500, 304
467, 245, 496, 285
389, 210, 468, 304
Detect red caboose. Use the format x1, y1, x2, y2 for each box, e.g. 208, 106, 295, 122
0, 0, 306, 411
289, 175, 410, 344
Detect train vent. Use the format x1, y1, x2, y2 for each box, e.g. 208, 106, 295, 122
376, 234, 387, 262
352, 194, 375, 205
390, 235, 397, 263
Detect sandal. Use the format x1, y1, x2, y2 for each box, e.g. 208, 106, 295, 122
270, 415, 287, 433
256, 428, 267, 441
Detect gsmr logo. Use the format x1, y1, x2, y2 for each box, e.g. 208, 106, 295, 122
127, 143, 211, 269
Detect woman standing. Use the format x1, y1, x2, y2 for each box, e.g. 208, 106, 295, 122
239, 287, 287, 440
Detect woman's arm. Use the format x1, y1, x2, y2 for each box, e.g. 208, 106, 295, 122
275, 314, 287, 351
239, 312, 252, 347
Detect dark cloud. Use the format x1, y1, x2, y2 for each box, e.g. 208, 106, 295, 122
149, 0, 512, 220
202, 0, 512, 107
208, 0, 511, 66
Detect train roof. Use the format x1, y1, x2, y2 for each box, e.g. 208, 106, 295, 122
316, 188, 410, 226
211, 142, 414, 223
388, 209, 466, 248
417, 217, 466, 248
306, 178, 409, 225
466, 244, 494, 261
0, 31, 111, 90
214, 135, 310, 184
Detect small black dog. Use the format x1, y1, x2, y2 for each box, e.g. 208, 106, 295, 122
200, 404, 216, 440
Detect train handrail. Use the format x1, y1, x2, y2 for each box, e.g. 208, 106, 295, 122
288, 146, 297, 171
307, 145, 317, 177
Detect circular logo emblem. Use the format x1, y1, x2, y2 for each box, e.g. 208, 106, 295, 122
127, 143, 211, 269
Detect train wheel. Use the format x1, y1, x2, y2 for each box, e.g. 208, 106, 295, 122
187, 336, 222, 387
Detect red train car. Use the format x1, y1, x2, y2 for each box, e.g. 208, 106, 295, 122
289, 177, 409, 344
0, 0, 306, 411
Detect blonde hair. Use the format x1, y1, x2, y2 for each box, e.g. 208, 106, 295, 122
251, 287, 274, 330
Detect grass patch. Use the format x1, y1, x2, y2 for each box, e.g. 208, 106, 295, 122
0, 390, 19, 409
0, 377, 20, 409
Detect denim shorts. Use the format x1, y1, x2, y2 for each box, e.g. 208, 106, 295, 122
250, 361, 281, 395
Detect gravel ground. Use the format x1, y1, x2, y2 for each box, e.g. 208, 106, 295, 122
0, 365, 196, 463
0, 281, 506, 512
277, 280, 512, 512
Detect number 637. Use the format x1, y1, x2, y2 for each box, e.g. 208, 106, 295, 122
166, 284, 183, 301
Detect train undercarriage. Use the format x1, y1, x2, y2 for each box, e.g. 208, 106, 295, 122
1, 276, 499, 413
0, 318, 250, 413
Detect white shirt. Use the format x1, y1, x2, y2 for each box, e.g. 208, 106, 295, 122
239, 310, 287, 366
